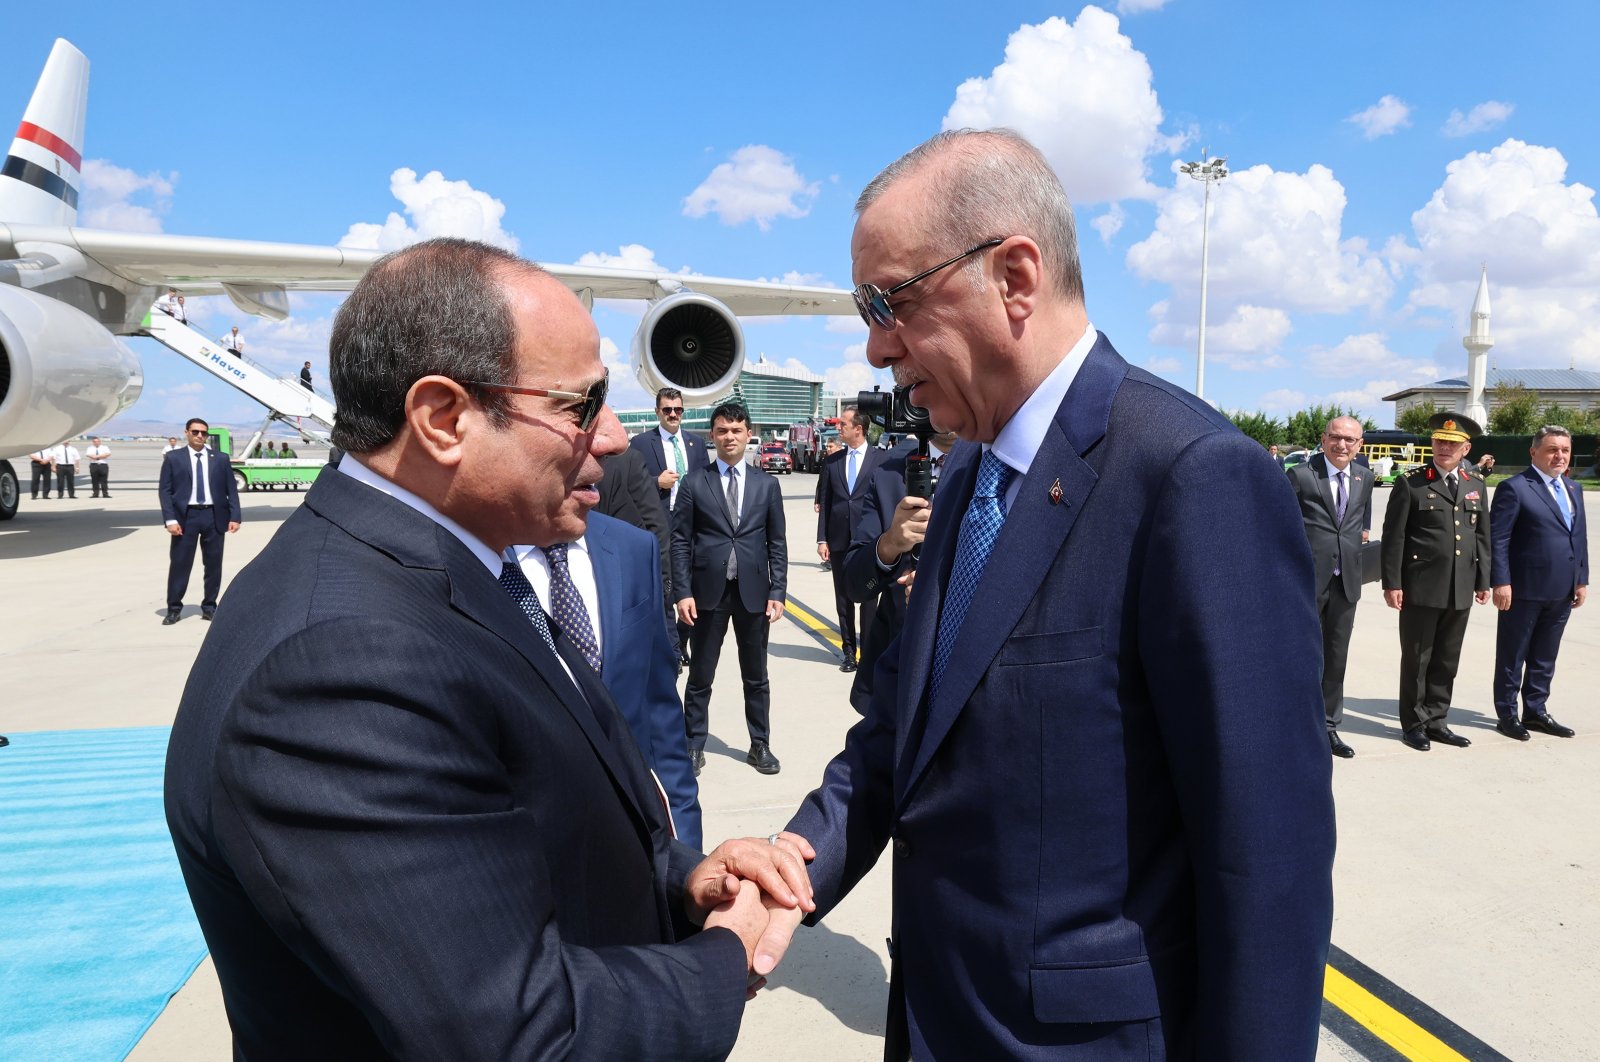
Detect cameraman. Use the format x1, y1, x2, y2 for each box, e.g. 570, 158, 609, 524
840, 428, 958, 712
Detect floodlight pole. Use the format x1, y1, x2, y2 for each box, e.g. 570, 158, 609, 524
1180, 152, 1228, 401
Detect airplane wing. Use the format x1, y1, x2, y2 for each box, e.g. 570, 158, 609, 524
6, 224, 855, 317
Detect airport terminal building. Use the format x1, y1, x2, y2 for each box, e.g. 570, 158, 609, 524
616, 356, 826, 440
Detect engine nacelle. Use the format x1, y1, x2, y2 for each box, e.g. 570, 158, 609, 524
630, 291, 744, 407
0, 283, 143, 459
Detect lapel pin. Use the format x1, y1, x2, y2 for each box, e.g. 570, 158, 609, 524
1048, 478, 1064, 505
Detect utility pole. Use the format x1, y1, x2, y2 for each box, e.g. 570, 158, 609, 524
1179, 152, 1229, 401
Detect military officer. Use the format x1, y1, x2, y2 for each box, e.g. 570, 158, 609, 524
1380, 413, 1492, 750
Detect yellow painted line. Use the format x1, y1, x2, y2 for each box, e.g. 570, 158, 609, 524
1323, 964, 1470, 1061
784, 600, 842, 649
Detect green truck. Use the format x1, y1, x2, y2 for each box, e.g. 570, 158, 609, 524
208, 427, 323, 492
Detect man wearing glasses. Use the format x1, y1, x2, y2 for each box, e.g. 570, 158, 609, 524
1286, 416, 1374, 758
165, 239, 813, 1059
775, 130, 1334, 1059
630, 386, 710, 662
158, 418, 240, 624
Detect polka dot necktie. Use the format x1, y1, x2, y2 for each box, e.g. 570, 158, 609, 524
498, 557, 558, 658
930, 450, 1014, 701
545, 543, 602, 675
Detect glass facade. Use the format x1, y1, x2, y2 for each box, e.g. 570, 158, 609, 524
616, 359, 824, 441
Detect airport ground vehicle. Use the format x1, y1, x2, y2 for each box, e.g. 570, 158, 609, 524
759, 443, 792, 474
207, 427, 322, 492
787, 420, 841, 473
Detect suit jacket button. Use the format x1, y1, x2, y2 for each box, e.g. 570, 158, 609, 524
1456, 550, 1462, 555
893, 838, 912, 859
1456, 535, 1462, 540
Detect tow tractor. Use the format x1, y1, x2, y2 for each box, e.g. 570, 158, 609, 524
207, 423, 325, 492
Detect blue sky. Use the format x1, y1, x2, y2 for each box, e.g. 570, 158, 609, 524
8, 2, 1598, 431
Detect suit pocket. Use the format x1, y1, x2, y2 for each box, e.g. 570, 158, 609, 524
995, 626, 1101, 667
1030, 958, 1161, 1023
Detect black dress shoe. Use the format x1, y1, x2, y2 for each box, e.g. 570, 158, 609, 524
201, 608, 216, 621
1524, 713, 1575, 738
162, 609, 181, 625
1328, 732, 1355, 759
1425, 725, 1471, 748
690, 749, 704, 776
840, 658, 857, 673
747, 741, 781, 775
1496, 718, 1530, 741
1400, 727, 1431, 751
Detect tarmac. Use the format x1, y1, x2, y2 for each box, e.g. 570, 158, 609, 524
3, 440, 1596, 1060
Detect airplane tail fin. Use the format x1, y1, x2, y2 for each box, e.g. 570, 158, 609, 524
0, 39, 88, 227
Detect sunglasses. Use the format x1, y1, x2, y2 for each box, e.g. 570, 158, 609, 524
465, 370, 609, 432
187, 428, 208, 435
657, 405, 684, 416
853, 237, 1005, 331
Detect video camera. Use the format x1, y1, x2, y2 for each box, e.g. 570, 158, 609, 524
856, 385, 936, 500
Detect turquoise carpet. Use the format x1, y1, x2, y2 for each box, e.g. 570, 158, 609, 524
0, 727, 209, 1060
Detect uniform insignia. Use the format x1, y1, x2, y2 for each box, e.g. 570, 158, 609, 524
1425, 466, 1436, 481
1466, 490, 1480, 501
1048, 478, 1064, 505
1443, 419, 1458, 432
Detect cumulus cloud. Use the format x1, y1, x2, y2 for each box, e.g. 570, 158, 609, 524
1148, 302, 1292, 368
599, 336, 654, 410
340, 168, 518, 251
577, 244, 680, 272
1091, 204, 1127, 243
1443, 101, 1514, 138
1303, 332, 1399, 377
1260, 388, 1308, 412
1346, 95, 1412, 139
1116, 0, 1171, 12
826, 314, 869, 334
941, 10, 1189, 204
825, 342, 890, 395
1404, 139, 1600, 369
755, 270, 834, 287
1130, 162, 1391, 356
79, 160, 176, 232
1145, 355, 1183, 377
682, 145, 819, 230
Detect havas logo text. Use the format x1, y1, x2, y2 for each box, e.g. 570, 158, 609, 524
204, 348, 246, 380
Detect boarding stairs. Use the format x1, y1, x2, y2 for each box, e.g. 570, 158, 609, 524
141, 308, 337, 441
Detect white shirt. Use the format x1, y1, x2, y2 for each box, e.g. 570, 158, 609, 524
86, 444, 111, 463
988, 321, 1097, 511
161, 442, 182, 453
48, 444, 81, 465
1534, 466, 1571, 513
714, 457, 746, 519
509, 538, 603, 656
186, 447, 214, 507
845, 441, 870, 491
336, 455, 501, 575
658, 426, 690, 509
225, 331, 245, 352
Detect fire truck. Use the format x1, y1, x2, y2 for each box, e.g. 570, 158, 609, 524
786, 418, 841, 473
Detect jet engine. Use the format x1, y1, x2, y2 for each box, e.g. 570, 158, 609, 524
631, 291, 744, 407
0, 283, 143, 459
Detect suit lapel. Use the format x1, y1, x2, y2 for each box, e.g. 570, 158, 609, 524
1525, 467, 1568, 527
896, 337, 1123, 804
587, 519, 625, 650
1310, 454, 1339, 524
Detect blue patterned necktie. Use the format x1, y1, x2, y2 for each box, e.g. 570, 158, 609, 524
545, 543, 602, 674
930, 450, 1014, 700
498, 556, 558, 657
1552, 475, 1573, 529
847, 448, 858, 493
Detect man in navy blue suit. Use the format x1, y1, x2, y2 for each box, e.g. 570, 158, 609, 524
510, 511, 703, 848
630, 386, 711, 662
164, 239, 812, 1058
157, 417, 241, 624
816, 406, 883, 672
1490, 424, 1588, 741
775, 130, 1334, 1059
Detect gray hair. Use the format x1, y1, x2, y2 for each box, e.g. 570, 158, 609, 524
329, 238, 547, 452
856, 128, 1083, 305
1531, 424, 1573, 447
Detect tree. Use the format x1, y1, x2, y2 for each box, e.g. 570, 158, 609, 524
1487, 382, 1541, 435
1396, 401, 1439, 435
1226, 410, 1283, 449
1537, 403, 1598, 435
1284, 404, 1375, 449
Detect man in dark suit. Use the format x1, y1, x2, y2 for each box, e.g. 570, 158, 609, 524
158, 417, 241, 624
596, 445, 671, 606
1286, 416, 1374, 758
771, 130, 1334, 1059
816, 406, 883, 671
672, 402, 788, 777
1489, 424, 1588, 741
511, 511, 702, 849
841, 432, 955, 712
630, 386, 710, 661
164, 238, 811, 1059
1381, 413, 1492, 751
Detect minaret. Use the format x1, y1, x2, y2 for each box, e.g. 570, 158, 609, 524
1462, 266, 1492, 426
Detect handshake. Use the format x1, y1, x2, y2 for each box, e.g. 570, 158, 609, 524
686, 831, 816, 995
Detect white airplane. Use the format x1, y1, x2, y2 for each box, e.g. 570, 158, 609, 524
0, 39, 852, 519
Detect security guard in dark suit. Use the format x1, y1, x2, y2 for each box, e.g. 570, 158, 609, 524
1380, 413, 1491, 750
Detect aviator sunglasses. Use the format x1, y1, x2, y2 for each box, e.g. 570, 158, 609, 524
852, 237, 1006, 331
465, 369, 610, 432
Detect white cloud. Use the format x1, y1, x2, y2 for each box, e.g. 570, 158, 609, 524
339, 168, 518, 251
599, 336, 653, 410
1116, 0, 1171, 12
825, 315, 869, 334
1405, 139, 1600, 369
682, 145, 819, 230
1443, 101, 1514, 138
79, 160, 176, 232
755, 270, 834, 287
576, 244, 681, 272
1091, 204, 1127, 243
1346, 95, 1412, 139
1303, 332, 1398, 377
825, 341, 890, 395
941, 10, 1189, 204
1260, 388, 1308, 412
1145, 355, 1183, 376
1148, 302, 1292, 368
